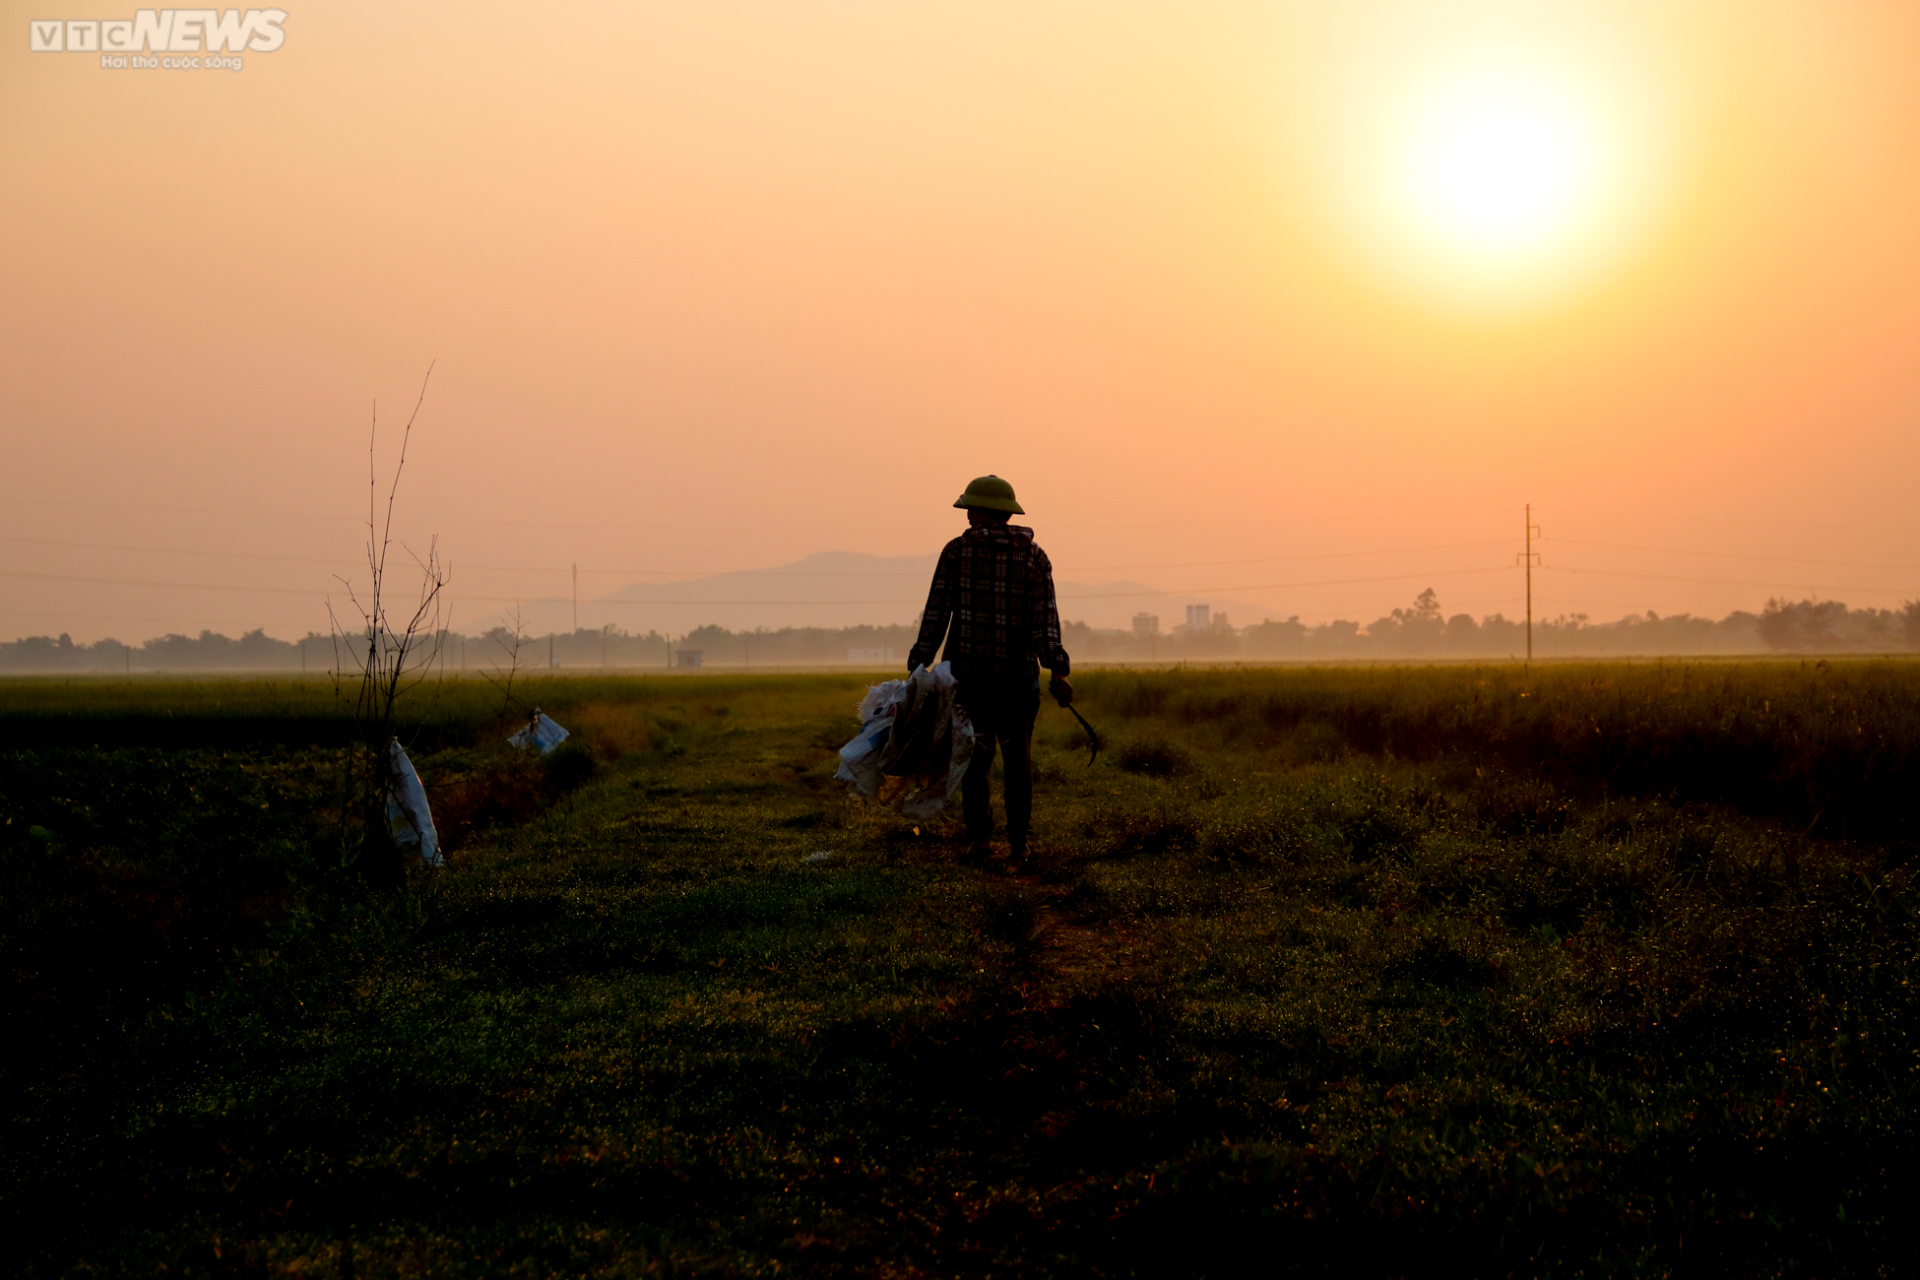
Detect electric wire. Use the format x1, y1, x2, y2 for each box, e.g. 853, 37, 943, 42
1544, 564, 1918, 598
0, 494, 1520, 534
1549, 537, 1920, 574
0, 563, 1517, 606
0, 533, 1516, 579
0, 606, 317, 629
1549, 507, 1920, 536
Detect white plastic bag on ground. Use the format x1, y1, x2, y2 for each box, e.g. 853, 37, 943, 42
386, 737, 441, 868
509, 707, 570, 754
834, 662, 974, 819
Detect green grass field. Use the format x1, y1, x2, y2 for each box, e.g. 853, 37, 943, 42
3, 663, 1916, 1276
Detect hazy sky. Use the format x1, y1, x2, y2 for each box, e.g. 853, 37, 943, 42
6, 1, 1920, 642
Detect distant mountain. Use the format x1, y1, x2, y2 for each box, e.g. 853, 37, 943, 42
593, 550, 936, 632
460, 550, 1280, 636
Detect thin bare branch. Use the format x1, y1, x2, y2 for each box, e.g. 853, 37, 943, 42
329, 363, 446, 886
375, 363, 436, 597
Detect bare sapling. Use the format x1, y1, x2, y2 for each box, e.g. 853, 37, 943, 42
479, 603, 532, 736
328, 364, 449, 886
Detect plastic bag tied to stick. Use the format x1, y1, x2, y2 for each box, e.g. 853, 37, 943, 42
835, 662, 974, 820
509, 708, 570, 755
386, 737, 441, 869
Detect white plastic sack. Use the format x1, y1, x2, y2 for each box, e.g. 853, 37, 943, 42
386, 738, 441, 868
508, 707, 570, 754
835, 679, 905, 798
834, 662, 974, 819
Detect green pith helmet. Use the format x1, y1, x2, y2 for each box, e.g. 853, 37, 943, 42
954, 474, 1025, 515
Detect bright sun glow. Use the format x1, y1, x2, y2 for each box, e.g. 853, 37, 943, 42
1390, 65, 1612, 265
1304, 37, 1667, 311
1402, 77, 1601, 257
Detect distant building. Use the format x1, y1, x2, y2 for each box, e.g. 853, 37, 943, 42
1132, 612, 1159, 639
675, 650, 703, 668
847, 647, 894, 664
1185, 604, 1210, 630
1212, 611, 1230, 631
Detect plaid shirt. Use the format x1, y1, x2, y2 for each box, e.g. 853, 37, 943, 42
909, 524, 1070, 678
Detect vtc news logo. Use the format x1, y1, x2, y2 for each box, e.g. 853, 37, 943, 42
29, 10, 288, 65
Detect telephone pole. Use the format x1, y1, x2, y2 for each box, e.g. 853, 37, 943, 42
1517, 504, 1542, 662
571, 562, 578, 634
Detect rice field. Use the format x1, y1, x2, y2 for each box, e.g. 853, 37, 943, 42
3, 661, 1915, 1275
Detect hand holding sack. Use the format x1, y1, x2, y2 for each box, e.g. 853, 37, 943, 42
834, 662, 976, 819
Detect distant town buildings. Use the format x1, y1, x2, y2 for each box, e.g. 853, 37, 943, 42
1185, 604, 1210, 630
675, 650, 703, 668
1132, 613, 1159, 639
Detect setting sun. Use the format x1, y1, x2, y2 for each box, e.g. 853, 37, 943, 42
1304, 35, 1664, 311
1394, 68, 1608, 262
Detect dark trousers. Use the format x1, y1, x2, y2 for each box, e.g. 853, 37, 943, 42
955, 675, 1041, 851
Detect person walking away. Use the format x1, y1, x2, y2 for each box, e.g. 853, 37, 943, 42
908, 475, 1074, 862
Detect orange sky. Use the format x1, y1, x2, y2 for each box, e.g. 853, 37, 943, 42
5, 1, 1920, 643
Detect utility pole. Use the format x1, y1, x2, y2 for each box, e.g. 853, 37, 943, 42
1517, 504, 1542, 662
572, 563, 578, 635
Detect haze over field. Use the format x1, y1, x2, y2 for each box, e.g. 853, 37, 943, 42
5, 2, 1920, 644
451, 551, 1281, 638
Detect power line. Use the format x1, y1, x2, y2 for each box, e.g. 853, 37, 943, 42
487, 566, 1515, 609
0, 534, 936, 578
0, 532, 1517, 579
0, 588, 1518, 635
1278, 592, 1526, 626
1, 561, 1514, 607
0, 534, 356, 567
566, 565, 1518, 606
1549, 536, 1920, 574
1060, 539, 1515, 573
1064, 565, 1511, 600
0, 605, 319, 629
8, 558, 1910, 609
0, 496, 955, 534
0, 568, 337, 596
0, 563, 924, 607
0, 494, 1520, 534
15, 491, 1920, 539
0, 498, 362, 527
1545, 564, 1919, 598
1547, 506, 1920, 536
1533, 596, 1709, 612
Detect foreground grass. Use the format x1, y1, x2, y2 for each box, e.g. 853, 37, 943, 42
3, 664, 1917, 1276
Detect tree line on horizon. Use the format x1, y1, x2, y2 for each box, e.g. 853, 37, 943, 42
5, 593, 1918, 672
